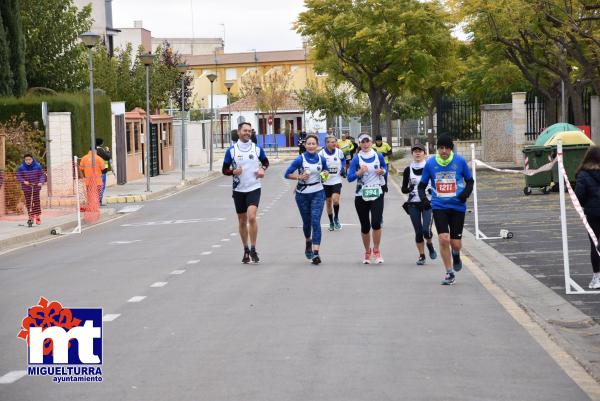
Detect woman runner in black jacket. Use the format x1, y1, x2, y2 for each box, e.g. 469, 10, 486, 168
574, 146, 600, 289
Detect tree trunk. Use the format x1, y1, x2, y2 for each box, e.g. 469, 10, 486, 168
565, 83, 585, 125
383, 101, 393, 146
427, 99, 436, 153
368, 90, 383, 137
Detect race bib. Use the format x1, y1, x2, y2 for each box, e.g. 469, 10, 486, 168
436, 178, 457, 198
329, 167, 338, 175
361, 185, 381, 201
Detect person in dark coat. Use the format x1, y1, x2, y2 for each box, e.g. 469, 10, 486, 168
96, 138, 112, 205
575, 145, 600, 289
16, 154, 46, 224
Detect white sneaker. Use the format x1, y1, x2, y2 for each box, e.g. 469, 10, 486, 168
589, 275, 600, 289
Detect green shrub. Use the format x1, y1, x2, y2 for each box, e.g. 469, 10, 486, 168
0, 92, 112, 158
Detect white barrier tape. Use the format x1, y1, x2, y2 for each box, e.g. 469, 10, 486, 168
557, 152, 600, 256
474, 158, 556, 176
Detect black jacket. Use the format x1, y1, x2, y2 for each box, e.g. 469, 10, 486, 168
575, 169, 600, 217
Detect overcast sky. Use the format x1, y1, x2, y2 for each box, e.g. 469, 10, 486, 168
112, 0, 306, 53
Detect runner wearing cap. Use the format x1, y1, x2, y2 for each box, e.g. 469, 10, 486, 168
372, 135, 392, 194
348, 133, 387, 264
319, 135, 346, 231
418, 134, 474, 285
285, 134, 329, 265
402, 143, 437, 265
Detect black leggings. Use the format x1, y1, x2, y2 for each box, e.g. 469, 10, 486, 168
354, 195, 384, 234
588, 215, 600, 273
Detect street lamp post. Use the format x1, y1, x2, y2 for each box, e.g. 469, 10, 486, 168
224, 81, 234, 147
206, 73, 218, 171
254, 86, 262, 143
80, 32, 100, 174
176, 63, 188, 183
140, 52, 154, 192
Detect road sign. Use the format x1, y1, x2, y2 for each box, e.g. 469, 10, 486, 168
268, 116, 273, 125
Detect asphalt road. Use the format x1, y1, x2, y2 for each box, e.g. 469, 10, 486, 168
0, 165, 593, 400
463, 170, 600, 321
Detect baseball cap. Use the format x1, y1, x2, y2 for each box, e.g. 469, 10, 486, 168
358, 133, 372, 142
411, 143, 426, 152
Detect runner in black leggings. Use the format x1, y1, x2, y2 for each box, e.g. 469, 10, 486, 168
574, 146, 600, 289
402, 143, 437, 265
347, 133, 387, 264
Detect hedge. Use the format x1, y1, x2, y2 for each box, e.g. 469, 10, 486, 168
0, 92, 112, 158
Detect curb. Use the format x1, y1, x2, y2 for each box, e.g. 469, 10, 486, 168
461, 229, 600, 383
0, 208, 116, 251
103, 171, 221, 204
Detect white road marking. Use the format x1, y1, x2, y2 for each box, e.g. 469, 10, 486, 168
102, 314, 121, 322
150, 282, 168, 288
109, 240, 142, 245
117, 205, 143, 213
212, 244, 222, 248
128, 296, 146, 303
230, 233, 237, 236
187, 260, 200, 264
0, 370, 27, 384
201, 251, 212, 255
121, 217, 225, 227
170, 269, 186, 275
221, 238, 230, 242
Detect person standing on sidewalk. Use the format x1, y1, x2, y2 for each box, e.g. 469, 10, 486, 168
574, 146, 600, 289
285, 134, 329, 265
222, 122, 269, 264
95, 138, 112, 205
319, 135, 346, 231
418, 134, 473, 285
347, 133, 387, 264
16, 154, 46, 225
79, 148, 106, 210
402, 143, 437, 265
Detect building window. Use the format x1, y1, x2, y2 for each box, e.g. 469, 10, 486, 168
226, 68, 237, 80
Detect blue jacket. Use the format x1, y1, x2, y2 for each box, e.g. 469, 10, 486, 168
16, 159, 46, 190
575, 169, 600, 218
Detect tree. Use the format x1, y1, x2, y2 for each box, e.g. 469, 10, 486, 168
296, 0, 458, 142
296, 79, 358, 122
21, 0, 92, 91
0, 7, 13, 96
0, 0, 26, 96
240, 69, 292, 135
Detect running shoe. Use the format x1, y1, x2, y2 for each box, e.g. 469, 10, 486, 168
305, 241, 314, 260
589, 274, 600, 289
373, 249, 384, 264
35, 215, 41, 225
334, 218, 342, 231
427, 244, 437, 260
250, 249, 260, 264
311, 255, 321, 265
328, 222, 335, 231
363, 249, 372, 264
441, 272, 456, 285
242, 250, 251, 264
416, 255, 426, 265
452, 251, 463, 272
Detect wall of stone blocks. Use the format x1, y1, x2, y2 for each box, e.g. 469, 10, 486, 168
454, 140, 482, 163
481, 104, 513, 162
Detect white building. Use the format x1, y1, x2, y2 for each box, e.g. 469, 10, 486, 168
73, 0, 119, 55
113, 20, 152, 53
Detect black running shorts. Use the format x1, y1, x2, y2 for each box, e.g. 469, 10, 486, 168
232, 188, 261, 214
323, 183, 342, 198
432, 209, 465, 240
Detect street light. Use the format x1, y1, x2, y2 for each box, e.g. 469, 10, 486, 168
176, 63, 188, 183
254, 86, 262, 143
224, 81, 234, 148
140, 52, 154, 192
80, 31, 100, 176
206, 72, 217, 171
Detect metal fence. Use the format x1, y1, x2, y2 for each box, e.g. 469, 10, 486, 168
436, 97, 482, 140
525, 92, 546, 141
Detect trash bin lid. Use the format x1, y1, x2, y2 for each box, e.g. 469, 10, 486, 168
534, 123, 581, 145
544, 131, 594, 146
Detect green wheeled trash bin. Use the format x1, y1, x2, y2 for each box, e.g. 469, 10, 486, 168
522, 145, 554, 195
550, 143, 591, 186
